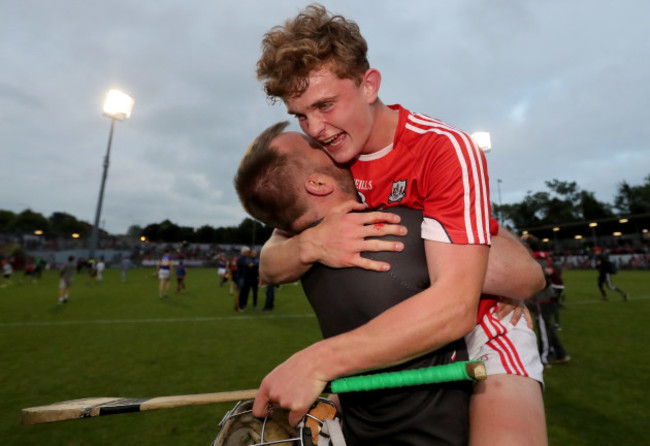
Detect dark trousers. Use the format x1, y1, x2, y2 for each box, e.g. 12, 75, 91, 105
598, 273, 626, 299
237, 280, 258, 309
264, 285, 276, 310
538, 301, 568, 361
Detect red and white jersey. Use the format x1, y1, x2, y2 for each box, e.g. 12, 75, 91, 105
350, 104, 492, 245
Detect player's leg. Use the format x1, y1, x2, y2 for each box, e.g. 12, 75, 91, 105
252, 283, 258, 308
470, 374, 546, 446
159, 270, 170, 297
466, 307, 547, 446
598, 275, 607, 299
59, 279, 71, 303
58, 280, 66, 303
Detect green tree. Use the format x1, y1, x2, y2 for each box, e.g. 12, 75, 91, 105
614, 174, 650, 214
158, 220, 181, 242
127, 225, 144, 240
12, 209, 50, 233
0, 210, 16, 232
498, 179, 611, 231
178, 226, 196, 243
143, 223, 161, 242
578, 191, 613, 220
49, 212, 88, 237
196, 225, 217, 243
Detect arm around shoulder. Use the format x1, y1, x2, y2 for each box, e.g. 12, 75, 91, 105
483, 227, 545, 299
259, 229, 315, 285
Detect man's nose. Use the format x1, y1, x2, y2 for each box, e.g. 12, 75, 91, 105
305, 114, 327, 139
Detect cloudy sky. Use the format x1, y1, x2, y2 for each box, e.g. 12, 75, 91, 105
2, 0, 648, 234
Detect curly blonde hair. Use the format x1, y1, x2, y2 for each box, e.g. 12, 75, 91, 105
257, 3, 369, 101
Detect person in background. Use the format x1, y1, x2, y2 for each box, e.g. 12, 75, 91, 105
58, 256, 75, 304
158, 250, 173, 298
121, 257, 132, 282
263, 283, 278, 311
1, 257, 13, 287
236, 249, 260, 311
33, 257, 46, 282
522, 235, 571, 367
176, 260, 187, 293
228, 255, 239, 295
217, 253, 228, 287
96, 257, 106, 282
596, 252, 628, 301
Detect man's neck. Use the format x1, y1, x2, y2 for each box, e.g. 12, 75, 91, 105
361, 99, 400, 155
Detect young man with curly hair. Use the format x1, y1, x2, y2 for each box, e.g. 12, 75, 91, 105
252, 5, 547, 445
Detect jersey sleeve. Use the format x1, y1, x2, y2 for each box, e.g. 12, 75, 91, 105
420, 128, 492, 245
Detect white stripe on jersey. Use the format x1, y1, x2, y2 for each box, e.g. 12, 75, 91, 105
405, 114, 490, 244
410, 114, 490, 244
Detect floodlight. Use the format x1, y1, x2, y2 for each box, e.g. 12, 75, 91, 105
103, 89, 134, 121
589, 222, 598, 228
90, 89, 135, 259
471, 131, 492, 152
619, 218, 629, 223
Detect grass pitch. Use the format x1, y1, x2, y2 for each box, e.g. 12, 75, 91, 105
1, 267, 648, 445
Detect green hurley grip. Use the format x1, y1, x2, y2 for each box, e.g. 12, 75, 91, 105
330, 361, 486, 393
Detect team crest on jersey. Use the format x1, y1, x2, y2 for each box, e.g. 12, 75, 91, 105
388, 179, 407, 203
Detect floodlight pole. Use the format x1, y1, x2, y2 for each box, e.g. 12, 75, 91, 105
496, 178, 503, 225
89, 118, 116, 260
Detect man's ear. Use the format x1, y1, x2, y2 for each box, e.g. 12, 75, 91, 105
304, 173, 335, 197
362, 68, 381, 104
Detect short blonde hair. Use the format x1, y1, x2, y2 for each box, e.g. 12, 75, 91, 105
234, 122, 309, 233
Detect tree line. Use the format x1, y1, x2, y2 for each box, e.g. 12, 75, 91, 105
2, 174, 648, 244
496, 175, 650, 230
0, 209, 273, 246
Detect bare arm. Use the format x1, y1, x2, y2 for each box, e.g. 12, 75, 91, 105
483, 227, 545, 299
252, 241, 488, 425
259, 200, 407, 285
259, 229, 310, 284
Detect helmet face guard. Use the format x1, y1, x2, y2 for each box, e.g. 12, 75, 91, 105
212, 398, 344, 446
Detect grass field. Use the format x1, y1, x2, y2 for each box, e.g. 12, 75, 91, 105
1, 266, 648, 445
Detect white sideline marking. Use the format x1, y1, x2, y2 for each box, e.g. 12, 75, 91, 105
0, 314, 315, 328
2, 297, 646, 327
567, 295, 649, 305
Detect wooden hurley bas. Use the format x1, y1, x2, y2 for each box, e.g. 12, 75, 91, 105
22, 361, 486, 425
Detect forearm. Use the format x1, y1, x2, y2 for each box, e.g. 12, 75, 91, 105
259, 229, 316, 284
259, 207, 408, 284
309, 282, 479, 381
313, 243, 486, 379
483, 228, 545, 299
